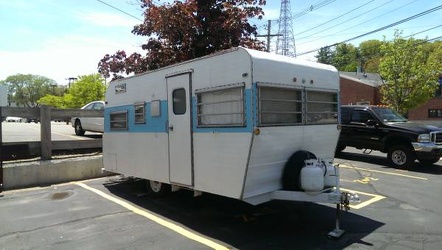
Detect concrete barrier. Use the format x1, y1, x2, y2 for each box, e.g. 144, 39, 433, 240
2, 155, 111, 190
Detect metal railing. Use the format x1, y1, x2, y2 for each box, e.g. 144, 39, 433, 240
0, 106, 103, 159
0, 106, 104, 193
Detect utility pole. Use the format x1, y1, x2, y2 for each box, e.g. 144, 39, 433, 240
257, 20, 281, 52
276, 0, 296, 57
66, 77, 78, 88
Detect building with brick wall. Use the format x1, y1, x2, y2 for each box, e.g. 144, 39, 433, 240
339, 71, 382, 105
339, 72, 442, 127
407, 76, 442, 126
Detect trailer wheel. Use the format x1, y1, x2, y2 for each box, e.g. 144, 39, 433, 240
145, 180, 171, 197
282, 150, 317, 191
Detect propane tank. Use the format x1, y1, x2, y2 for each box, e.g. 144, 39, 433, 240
300, 159, 324, 192
323, 161, 338, 188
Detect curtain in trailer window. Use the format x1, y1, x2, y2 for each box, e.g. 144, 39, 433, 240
306, 91, 338, 124
259, 87, 302, 126
197, 87, 244, 127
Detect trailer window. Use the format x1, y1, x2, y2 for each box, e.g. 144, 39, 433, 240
306, 91, 338, 124
259, 87, 302, 126
134, 102, 145, 124
197, 87, 244, 127
173, 88, 186, 115
110, 111, 128, 130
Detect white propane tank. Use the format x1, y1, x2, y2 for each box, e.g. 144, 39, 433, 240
300, 159, 324, 192
323, 162, 338, 187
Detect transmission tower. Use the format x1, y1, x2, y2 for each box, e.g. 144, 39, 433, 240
276, 0, 296, 57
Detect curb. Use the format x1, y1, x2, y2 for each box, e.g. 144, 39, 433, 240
2, 155, 110, 190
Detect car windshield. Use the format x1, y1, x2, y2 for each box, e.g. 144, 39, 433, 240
372, 107, 408, 122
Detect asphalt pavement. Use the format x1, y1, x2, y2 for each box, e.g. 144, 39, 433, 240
1, 121, 101, 142
1, 146, 442, 249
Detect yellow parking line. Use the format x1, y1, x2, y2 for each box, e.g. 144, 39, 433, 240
74, 182, 229, 250
341, 188, 386, 209
339, 165, 428, 180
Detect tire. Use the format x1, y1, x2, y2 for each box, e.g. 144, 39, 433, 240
145, 180, 171, 197
335, 144, 346, 152
282, 150, 317, 191
74, 120, 85, 136
387, 145, 415, 168
418, 158, 440, 165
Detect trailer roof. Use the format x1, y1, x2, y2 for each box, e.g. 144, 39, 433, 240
111, 47, 337, 82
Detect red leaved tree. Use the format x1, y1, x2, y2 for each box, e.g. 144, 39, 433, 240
98, 0, 266, 80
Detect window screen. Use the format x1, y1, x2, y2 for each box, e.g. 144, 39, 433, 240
110, 111, 128, 130
173, 88, 186, 115
197, 87, 244, 127
259, 87, 302, 125
306, 91, 338, 124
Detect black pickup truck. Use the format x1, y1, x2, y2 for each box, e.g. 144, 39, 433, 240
336, 105, 442, 168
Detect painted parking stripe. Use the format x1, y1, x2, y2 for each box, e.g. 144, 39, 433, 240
74, 181, 229, 250
341, 188, 386, 209
339, 165, 428, 180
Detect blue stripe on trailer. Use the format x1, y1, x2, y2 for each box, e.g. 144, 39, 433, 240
104, 101, 168, 133
104, 89, 255, 134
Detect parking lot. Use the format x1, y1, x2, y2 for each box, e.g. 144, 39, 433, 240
1, 147, 442, 249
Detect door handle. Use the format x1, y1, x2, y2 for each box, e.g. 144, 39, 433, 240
169, 125, 174, 131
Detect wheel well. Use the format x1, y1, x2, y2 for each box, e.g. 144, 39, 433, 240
384, 137, 413, 152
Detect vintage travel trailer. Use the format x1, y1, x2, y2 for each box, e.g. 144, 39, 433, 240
103, 47, 358, 237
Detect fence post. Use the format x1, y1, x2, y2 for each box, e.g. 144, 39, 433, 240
40, 105, 52, 160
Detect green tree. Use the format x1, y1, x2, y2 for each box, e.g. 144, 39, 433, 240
63, 74, 106, 108
1, 74, 56, 107
379, 31, 439, 114
38, 95, 64, 108
427, 41, 442, 73
315, 47, 334, 65
332, 43, 358, 71
98, 0, 266, 79
358, 39, 383, 72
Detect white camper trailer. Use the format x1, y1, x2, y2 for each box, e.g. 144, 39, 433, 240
104, 47, 357, 237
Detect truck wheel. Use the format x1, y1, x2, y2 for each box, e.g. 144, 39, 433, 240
418, 158, 440, 165
145, 180, 171, 197
335, 144, 346, 154
74, 120, 85, 136
282, 150, 317, 191
387, 145, 415, 168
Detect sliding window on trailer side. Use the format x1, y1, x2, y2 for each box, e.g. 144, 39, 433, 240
257, 84, 338, 126
196, 85, 246, 127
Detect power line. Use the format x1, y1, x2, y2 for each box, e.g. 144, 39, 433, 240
294, 0, 377, 37
297, 0, 410, 42
428, 36, 442, 42
96, 0, 143, 22
292, 0, 336, 19
405, 24, 442, 38
296, 4, 442, 56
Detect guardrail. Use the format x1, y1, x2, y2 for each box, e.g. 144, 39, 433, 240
1, 106, 103, 159
0, 106, 104, 191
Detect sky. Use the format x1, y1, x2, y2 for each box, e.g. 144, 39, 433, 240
1, 0, 441, 86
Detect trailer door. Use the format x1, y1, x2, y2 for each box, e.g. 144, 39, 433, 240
166, 73, 193, 186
